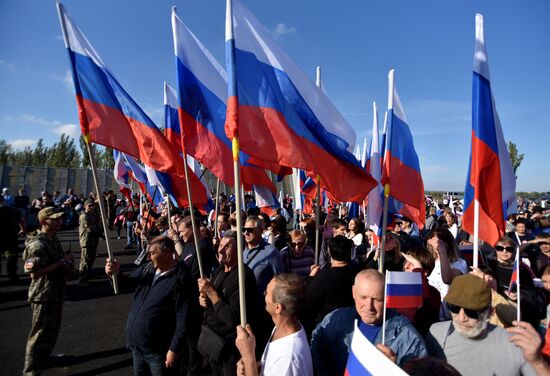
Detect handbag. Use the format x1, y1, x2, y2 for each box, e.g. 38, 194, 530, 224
197, 324, 226, 362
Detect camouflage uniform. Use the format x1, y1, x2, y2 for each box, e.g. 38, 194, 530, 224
78, 210, 101, 280
22, 231, 74, 375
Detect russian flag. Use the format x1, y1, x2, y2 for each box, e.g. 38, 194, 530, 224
366, 102, 383, 234
291, 168, 304, 212
254, 185, 280, 218
170, 8, 276, 192
162, 82, 214, 210
385, 271, 423, 309
381, 71, 426, 229
113, 150, 131, 189
57, 3, 183, 176
459, 245, 486, 266
224, 0, 376, 203
462, 14, 517, 247
345, 320, 408, 376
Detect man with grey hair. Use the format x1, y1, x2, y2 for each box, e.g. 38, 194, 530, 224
426, 274, 548, 375
311, 269, 427, 375
235, 273, 313, 376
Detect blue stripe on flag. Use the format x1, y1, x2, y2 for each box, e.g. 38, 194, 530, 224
386, 283, 422, 297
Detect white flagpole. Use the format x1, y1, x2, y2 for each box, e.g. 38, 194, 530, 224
473, 200, 480, 268
314, 66, 322, 265
226, 0, 247, 327
382, 272, 389, 345
516, 246, 521, 322
379, 69, 395, 274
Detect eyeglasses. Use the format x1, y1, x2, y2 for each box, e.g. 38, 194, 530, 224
290, 242, 305, 248
495, 245, 515, 253
243, 227, 258, 234
447, 303, 487, 320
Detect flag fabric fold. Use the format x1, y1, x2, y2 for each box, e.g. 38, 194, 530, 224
57, 3, 183, 176
366, 102, 383, 234
462, 14, 517, 246
171, 8, 275, 192
345, 320, 408, 376
224, 0, 376, 203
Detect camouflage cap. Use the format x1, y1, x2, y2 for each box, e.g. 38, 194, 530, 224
84, 199, 96, 206
37, 207, 64, 222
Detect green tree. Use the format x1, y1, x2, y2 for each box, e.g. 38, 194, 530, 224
50, 134, 81, 167
100, 147, 115, 170
0, 140, 12, 165
79, 135, 101, 168
507, 141, 524, 179
31, 139, 49, 167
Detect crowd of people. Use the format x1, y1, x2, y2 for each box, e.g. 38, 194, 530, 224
2, 186, 550, 375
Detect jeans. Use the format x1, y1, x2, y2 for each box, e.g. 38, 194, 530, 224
131, 347, 165, 376
126, 220, 136, 246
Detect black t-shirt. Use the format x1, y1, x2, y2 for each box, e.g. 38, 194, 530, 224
0, 206, 21, 249
14, 195, 29, 209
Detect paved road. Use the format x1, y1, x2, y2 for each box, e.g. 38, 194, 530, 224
0, 229, 142, 375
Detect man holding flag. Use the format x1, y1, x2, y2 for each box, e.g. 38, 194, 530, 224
310, 269, 426, 375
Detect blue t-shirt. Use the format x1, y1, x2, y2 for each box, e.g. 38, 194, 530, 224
358, 320, 381, 344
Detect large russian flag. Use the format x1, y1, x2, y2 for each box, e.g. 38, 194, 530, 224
163, 82, 214, 210
385, 271, 423, 309
171, 8, 275, 192
345, 320, 408, 376
381, 71, 426, 229
224, 0, 376, 203
57, 3, 183, 176
462, 14, 517, 246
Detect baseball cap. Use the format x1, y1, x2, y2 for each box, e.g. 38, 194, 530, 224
38, 207, 64, 222
444, 274, 491, 311
84, 199, 96, 206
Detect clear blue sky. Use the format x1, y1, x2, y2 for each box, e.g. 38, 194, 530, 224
1, 0, 548, 192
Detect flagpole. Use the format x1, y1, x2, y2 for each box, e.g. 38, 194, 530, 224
516, 246, 521, 322
213, 177, 221, 238
379, 185, 390, 274
473, 200, 480, 268
314, 66, 322, 266
382, 272, 388, 345
227, 0, 247, 327
84, 137, 119, 294
379, 69, 395, 275
57, 3, 118, 294
166, 193, 173, 231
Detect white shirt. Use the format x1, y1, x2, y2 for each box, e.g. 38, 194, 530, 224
260, 325, 313, 376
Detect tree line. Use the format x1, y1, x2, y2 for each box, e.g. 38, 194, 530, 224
0, 134, 115, 170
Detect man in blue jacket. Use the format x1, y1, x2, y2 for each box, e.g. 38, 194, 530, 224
106, 236, 195, 375
311, 269, 427, 375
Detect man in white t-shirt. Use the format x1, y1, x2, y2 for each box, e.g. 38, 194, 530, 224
235, 273, 313, 376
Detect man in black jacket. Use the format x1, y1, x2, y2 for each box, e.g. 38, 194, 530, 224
106, 236, 195, 375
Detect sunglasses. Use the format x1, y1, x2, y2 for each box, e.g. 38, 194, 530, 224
243, 227, 258, 234
290, 242, 305, 247
495, 245, 515, 253
538, 242, 550, 247
447, 303, 487, 320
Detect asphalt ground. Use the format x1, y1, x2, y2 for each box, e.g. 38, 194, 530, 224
0, 229, 141, 375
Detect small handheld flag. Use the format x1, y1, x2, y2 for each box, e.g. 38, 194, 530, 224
385, 271, 423, 309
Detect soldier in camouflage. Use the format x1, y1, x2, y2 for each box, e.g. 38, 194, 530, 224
78, 199, 102, 284
23, 207, 75, 375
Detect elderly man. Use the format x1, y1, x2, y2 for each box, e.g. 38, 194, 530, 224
235, 273, 313, 376
426, 274, 548, 375
197, 230, 259, 376
311, 269, 427, 375
106, 236, 194, 375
